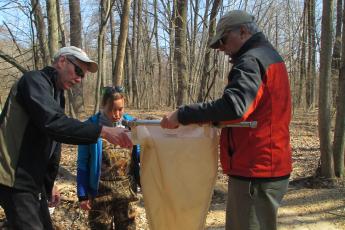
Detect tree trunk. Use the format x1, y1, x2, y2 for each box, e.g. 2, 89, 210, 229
131, 0, 140, 108
68, 0, 85, 118
298, 1, 307, 109
94, 0, 112, 113
110, 9, 116, 78
333, 1, 345, 178
153, 0, 163, 105
113, 0, 131, 86
56, 0, 66, 47
175, 0, 188, 106
31, 0, 50, 66
306, 0, 316, 110
198, 0, 220, 102
318, 0, 335, 179
46, 0, 59, 60
69, 0, 82, 47
167, 0, 176, 107
331, 0, 343, 107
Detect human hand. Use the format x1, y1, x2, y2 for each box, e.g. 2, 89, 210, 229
101, 126, 133, 148
80, 199, 92, 211
160, 110, 180, 129
48, 185, 60, 207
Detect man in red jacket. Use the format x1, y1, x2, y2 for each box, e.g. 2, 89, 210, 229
161, 10, 292, 230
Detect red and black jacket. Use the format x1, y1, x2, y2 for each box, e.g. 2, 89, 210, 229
178, 32, 292, 178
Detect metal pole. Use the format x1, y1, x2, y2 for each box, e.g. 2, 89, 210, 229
122, 120, 257, 128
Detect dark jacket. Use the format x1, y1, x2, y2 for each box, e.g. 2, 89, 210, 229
177, 32, 292, 178
0, 66, 101, 196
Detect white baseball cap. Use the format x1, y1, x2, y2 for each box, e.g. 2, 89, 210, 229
54, 46, 98, 73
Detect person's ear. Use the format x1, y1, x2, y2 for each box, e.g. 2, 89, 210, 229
56, 56, 66, 69
239, 26, 247, 38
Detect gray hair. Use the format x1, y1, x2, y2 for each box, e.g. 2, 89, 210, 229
229, 22, 260, 35
52, 54, 76, 64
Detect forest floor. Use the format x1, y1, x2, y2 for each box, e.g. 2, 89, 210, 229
1, 109, 345, 230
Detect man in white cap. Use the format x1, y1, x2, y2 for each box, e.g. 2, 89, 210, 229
161, 10, 292, 230
0, 46, 132, 230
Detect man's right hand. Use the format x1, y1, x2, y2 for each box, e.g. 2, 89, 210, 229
101, 126, 133, 148
80, 199, 91, 211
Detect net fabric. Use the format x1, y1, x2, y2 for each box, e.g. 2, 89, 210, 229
132, 125, 218, 230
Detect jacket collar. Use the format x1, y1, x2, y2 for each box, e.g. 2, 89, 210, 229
41, 66, 64, 104
231, 32, 268, 62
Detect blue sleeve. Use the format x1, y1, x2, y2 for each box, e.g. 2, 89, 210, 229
123, 113, 135, 121
77, 144, 90, 199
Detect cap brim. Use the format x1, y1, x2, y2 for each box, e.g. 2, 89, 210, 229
74, 54, 98, 73
86, 62, 98, 73
209, 33, 222, 49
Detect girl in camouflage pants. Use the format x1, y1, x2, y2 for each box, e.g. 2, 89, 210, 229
77, 86, 140, 230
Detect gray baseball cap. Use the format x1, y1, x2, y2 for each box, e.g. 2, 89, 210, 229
209, 10, 255, 49
54, 46, 98, 73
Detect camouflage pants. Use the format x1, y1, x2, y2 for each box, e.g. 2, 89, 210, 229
89, 198, 137, 230
88, 180, 138, 230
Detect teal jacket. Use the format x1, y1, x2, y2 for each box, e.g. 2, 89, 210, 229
76, 112, 140, 200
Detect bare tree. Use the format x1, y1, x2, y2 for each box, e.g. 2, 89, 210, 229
131, 0, 141, 108
198, 0, 221, 102
68, 0, 86, 118
46, 0, 59, 60
318, 0, 335, 179
113, 0, 131, 86
110, 9, 116, 77
331, 0, 343, 107
56, 0, 66, 47
175, 0, 188, 106
31, 0, 50, 66
306, 0, 316, 110
153, 0, 163, 105
333, 0, 345, 178
69, 0, 82, 47
94, 0, 112, 113
297, 1, 307, 109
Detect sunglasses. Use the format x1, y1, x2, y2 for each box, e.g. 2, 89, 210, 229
101, 86, 125, 95
219, 28, 238, 46
66, 57, 85, 78
219, 35, 227, 46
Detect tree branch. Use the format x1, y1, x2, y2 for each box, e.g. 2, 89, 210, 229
0, 50, 28, 73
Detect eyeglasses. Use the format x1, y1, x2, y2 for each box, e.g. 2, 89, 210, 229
219, 28, 237, 46
101, 86, 125, 95
219, 31, 230, 46
66, 57, 85, 78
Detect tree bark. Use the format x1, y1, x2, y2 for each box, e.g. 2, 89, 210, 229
331, 0, 343, 107
198, 0, 220, 102
46, 0, 59, 60
153, 0, 163, 105
333, 1, 345, 178
175, 0, 188, 106
318, 0, 335, 179
113, 0, 131, 86
306, 0, 316, 110
68, 0, 85, 118
31, 0, 50, 65
94, 0, 112, 113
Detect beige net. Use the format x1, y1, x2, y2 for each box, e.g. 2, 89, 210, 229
132, 125, 218, 230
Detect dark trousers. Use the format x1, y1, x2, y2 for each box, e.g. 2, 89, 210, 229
0, 185, 53, 230
226, 176, 289, 230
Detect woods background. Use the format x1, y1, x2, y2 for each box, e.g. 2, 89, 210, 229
0, 0, 344, 181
